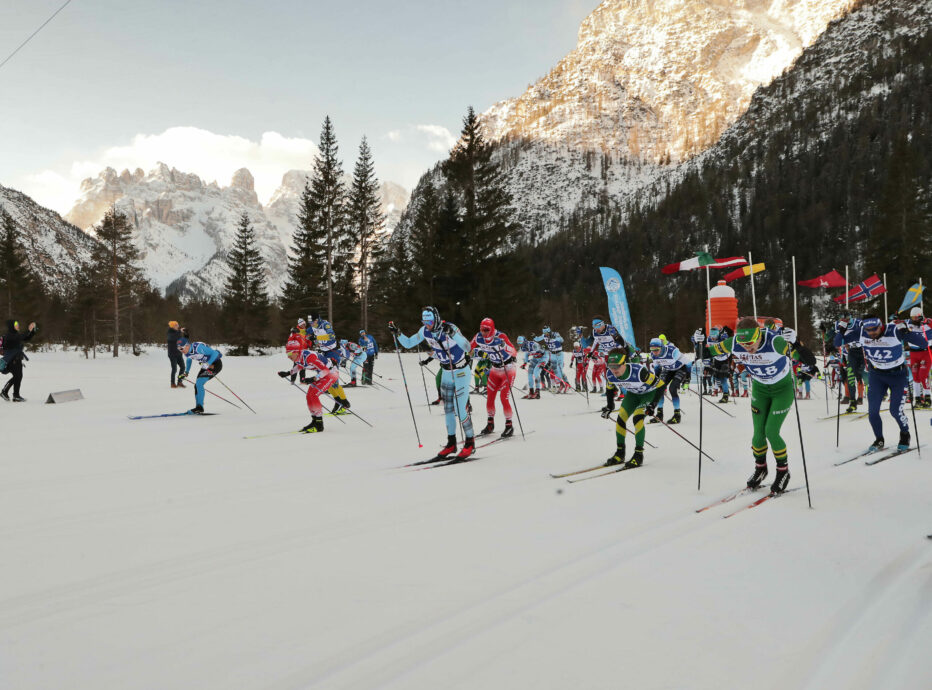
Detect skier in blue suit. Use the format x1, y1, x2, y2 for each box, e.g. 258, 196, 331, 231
177, 338, 222, 414
390, 306, 476, 459
359, 329, 378, 384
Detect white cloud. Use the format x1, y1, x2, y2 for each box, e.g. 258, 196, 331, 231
19, 127, 319, 214
383, 124, 457, 155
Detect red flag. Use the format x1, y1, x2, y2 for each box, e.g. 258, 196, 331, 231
833, 274, 886, 303
797, 269, 847, 288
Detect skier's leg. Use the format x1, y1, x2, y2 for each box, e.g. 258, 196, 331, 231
866, 369, 886, 440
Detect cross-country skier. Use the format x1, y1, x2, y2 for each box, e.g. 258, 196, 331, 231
469, 317, 518, 437
599, 347, 665, 468
177, 337, 222, 414
340, 339, 367, 386
517, 335, 544, 399
646, 336, 691, 424
591, 316, 630, 402
589, 348, 606, 393
390, 307, 476, 459
570, 341, 590, 392
836, 313, 865, 411
707, 325, 733, 402
307, 312, 352, 414
278, 334, 339, 433
793, 341, 820, 399
359, 329, 378, 384
535, 326, 568, 392
834, 315, 926, 452
472, 350, 491, 393
906, 307, 932, 408
702, 317, 797, 493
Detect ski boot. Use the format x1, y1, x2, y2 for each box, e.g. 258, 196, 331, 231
856, 396, 863, 406
868, 437, 885, 452
575, 384, 581, 392
521, 390, 533, 399
500, 420, 514, 438
625, 448, 644, 468
0, 383, 10, 401
747, 463, 768, 489
648, 407, 663, 424
840, 396, 850, 405
924, 395, 932, 409
438, 435, 458, 458
331, 401, 350, 416
719, 392, 730, 404
480, 417, 495, 436
898, 430, 911, 452
12, 395, 26, 402
456, 437, 476, 459
346, 379, 357, 387
301, 417, 324, 433
771, 465, 790, 493
431, 397, 442, 406
532, 389, 541, 399
189, 405, 205, 415
669, 409, 682, 425
845, 401, 857, 414
605, 446, 625, 467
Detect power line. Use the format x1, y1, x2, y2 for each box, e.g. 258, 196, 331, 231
0, 0, 75, 73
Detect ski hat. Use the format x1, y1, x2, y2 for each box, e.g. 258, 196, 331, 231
177, 337, 189, 347
862, 316, 883, 331
709, 326, 720, 338
517, 335, 525, 345
422, 306, 441, 328
340, 339, 348, 346
573, 341, 581, 349
910, 307, 923, 318
359, 329, 367, 335
542, 325, 551, 334
285, 336, 303, 354
606, 348, 627, 366
480, 317, 495, 335
297, 318, 306, 327
168, 320, 179, 329
591, 317, 605, 330
649, 337, 663, 350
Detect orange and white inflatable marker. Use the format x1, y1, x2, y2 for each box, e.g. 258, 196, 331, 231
706, 280, 738, 333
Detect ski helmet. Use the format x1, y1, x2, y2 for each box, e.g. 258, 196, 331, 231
422, 306, 441, 329
480, 317, 495, 336
910, 307, 923, 320
606, 347, 627, 367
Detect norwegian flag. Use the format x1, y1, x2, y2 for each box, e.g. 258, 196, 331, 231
833, 274, 886, 303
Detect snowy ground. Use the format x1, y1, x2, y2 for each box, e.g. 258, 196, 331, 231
2, 349, 930, 690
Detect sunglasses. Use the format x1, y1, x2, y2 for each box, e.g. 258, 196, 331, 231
735, 327, 760, 345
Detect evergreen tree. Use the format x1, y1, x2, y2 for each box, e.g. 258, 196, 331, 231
91, 207, 140, 357
347, 137, 385, 331
0, 208, 42, 319
281, 179, 325, 318
406, 180, 441, 303
309, 116, 349, 321
221, 212, 270, 355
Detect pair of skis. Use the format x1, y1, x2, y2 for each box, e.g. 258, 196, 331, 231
834, 444, 925, 467
694, 485, 802, 518
128, 411, 217, 420
401, 430, 535, 470
549, 462, 641, 483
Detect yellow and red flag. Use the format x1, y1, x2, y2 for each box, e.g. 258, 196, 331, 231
723, 263, 765, 282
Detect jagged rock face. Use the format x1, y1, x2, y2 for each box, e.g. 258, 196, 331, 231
482, 0, 855, 164
0, 184, 100, 294
66, 165, 408, 302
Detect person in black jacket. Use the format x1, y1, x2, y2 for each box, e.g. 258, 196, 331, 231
167, 320, 186, 388
1, 319, 37, 402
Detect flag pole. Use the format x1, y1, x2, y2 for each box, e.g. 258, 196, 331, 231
883, 272, 889, 319
705, 265, 712, 333
749, 251, 758, 320
921, 277, 924, 311
792, 255, 798, 333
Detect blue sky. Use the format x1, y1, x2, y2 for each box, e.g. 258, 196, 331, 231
0, 0, 594, 211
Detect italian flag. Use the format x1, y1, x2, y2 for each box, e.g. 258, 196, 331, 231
661, 252, 748, 275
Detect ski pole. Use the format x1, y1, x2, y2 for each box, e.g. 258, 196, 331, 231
417, 345, 432, 412
909, 385, 921, 458
836, 366, 842, 448
214, 376, 256, 414
282, 377, 346, 423
649, 409, 717, 462
685, 385, 735, 418
791, 370, 813, 508
507, 378, 527, 441
695, 349, 704, 490
391, 332, 423, 447
205, 387, 242, 409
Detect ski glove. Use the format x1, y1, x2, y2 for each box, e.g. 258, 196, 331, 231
387, 321, 399, 334
177, 372, 188, 382
600, 406, 614, 419
278, 370, 290, 378
419, 358, 432, 367
692, 329, 705, 344
441, 321, 456, 336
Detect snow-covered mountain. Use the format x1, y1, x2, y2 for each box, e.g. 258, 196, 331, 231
0, 184, 99, 294
473, 0, 857, 237
66, 165, 408, 301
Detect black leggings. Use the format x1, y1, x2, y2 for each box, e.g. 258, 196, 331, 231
169, 351, 185, 384
3, 358, 24, 396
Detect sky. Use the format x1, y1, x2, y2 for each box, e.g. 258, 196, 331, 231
0, 0, 595, 213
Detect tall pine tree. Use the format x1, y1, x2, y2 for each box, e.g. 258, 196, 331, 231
281, 177, 325, 318
222, 212, 270, 355
0, 208, 41, 320
92, 207, 140, 357
347, 137, 385, 330
310, 116, 348, 321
